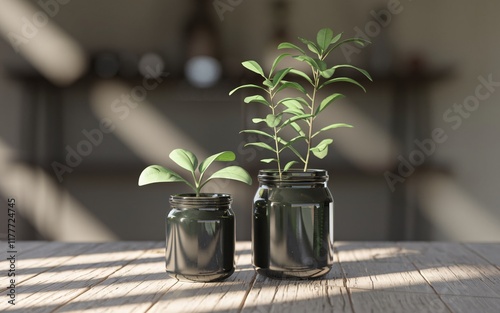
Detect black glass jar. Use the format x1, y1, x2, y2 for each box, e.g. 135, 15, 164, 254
252, 170, 334, 279
165, 193, 235, 282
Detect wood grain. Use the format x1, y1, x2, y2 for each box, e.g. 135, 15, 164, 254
1, 241, 500, 313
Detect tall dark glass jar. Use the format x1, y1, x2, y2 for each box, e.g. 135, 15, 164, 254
166, 193, 235, 282
253, 170, 334, 279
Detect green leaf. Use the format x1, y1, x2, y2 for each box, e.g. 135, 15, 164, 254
229, 84, 266, 96
290, 121, 305, 136
320, 67, 335, 79
281, 98, 304, 111
276, 81, 307, 94
270, 53, 291, 75
312, 123, 353, 138
316, 93, 345, 115
330, 32, 342, 45
294, 55, 321, 70
244, 95, 271, 106
260, 158, 277, 163
327, 38, 370, 55
169, 149, 198, 173
263, 79, 273, 88
199, 151, 235, 175
332, 64, 373, 82
298, 37, 312, 45
284, 161, 298, 171
299, 37, 321, 55
279, 135, 306, 152
277, 42, 305, 54
319, 77, 367, 92
280, 113, 313, 128
289, 69, 313, 85
242, 60, 265, 77
307, 42, 320, 55
281, 97, 307, 115
205, 166, 252, 186
276, 137, 288, 145
310, 139, 334, 159
240, 129, 273, 139
314, 58, 327, 71
317, 28, 334, 52
279, 97, 309, 107
252, 117, 266, 124
244, 142, 276, 152
265, 114, 282, 128
138, 165, 189, 186
252, 118, 266, 124
272, 68, 292, 88
283, 107, 304, 116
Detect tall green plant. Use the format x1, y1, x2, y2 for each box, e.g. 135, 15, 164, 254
230, 28, 372, 177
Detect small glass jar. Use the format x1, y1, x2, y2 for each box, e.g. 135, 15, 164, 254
253, 170, 334, 279
165, 193, 235, 282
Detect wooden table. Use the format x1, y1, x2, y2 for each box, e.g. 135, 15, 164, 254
1, 241, 500, 312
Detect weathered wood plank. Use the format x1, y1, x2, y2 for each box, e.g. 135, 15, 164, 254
337, 242, 434, 293
349, 289, 451, 313
1, 241, 157, 312
336, 241, 415, 264
242, 274, 352, 313
465, 243, 500, 267
2, 241, 500, 313
399, 242, 489, 266
52, 243, 174, 313
1, 242, 101, 286
148, 242, 255, 313
442, 295, 500, 313
341, 261, 435, 293
0, 241, 47, 260
401, 242, 500, 298
413, 263, 500, 298
242, 249, 350, 313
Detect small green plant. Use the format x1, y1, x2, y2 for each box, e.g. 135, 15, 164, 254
230, 28, 372, 178
138, 149, 252, 196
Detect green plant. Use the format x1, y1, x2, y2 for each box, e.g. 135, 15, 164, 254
229, 28, 372, 177
138, 149, 252, 196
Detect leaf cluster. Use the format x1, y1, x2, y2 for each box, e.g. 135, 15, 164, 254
138, 149, 252, 196
229, 28, 372, 176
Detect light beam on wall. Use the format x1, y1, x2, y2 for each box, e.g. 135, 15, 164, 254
0, 0, 87, 85
0, 139, 117, 241
89, 79, 207, 166
417, 172, 500, 241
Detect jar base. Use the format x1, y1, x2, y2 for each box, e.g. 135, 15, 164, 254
255, 266, 331, 280
167, 268, 235, 283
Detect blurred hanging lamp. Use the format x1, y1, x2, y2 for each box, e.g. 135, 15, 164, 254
183, 0, 222, 88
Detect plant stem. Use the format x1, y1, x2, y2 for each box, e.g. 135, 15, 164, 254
192, 172, 200, 196
304, 69, 320, 172
269, 91, 282, 179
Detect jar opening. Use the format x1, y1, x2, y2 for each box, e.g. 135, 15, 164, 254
170, 193, 232, 209
258, 169, 329, 184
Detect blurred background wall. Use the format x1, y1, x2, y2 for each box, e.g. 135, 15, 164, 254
0, 0, 499, 242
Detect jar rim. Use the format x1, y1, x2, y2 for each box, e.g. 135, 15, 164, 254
258, 169, 328, 183
170, 193, 232, 208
